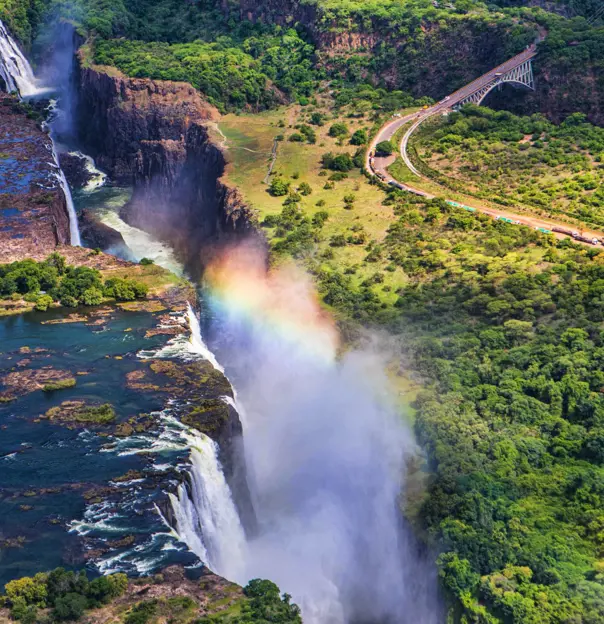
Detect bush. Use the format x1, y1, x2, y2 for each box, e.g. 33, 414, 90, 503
288, 133, 304, 142
86, 574, 127, 606
375, 140, 394, 156
350, 129, 368, 145
54, 593, 87, 621
60, 296, 78, 308
81, 288, 103, 306
268, 178, 290, 197
312, 211, 329, 227
343, 194, 356, 209
35, 294, 54, 312
139, 258, 154, 266
103, 279, 148, 302
4, 575, 47, 608
310, 112, 324, 126
329, 122, 349, 138
124, 600, 157, 624
298, 182, 312, 196
321, 152, 354, 172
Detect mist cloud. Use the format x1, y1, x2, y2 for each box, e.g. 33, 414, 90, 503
204, 242, 441, 624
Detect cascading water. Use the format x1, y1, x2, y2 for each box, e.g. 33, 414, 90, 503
0, 19, 39, 97
168, 428, 247, 581
0, 18, 81, 245
50, 141, 81, 246
185, 303, 225, 372
166, 246, 441, 624
70, 150, 107, 191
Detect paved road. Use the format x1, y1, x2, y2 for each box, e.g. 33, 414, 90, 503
365, 43, 604, 246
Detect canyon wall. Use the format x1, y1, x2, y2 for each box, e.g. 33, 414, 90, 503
224, 0, 536, 99
76, 57, 259, 274
0, 95, 70, 263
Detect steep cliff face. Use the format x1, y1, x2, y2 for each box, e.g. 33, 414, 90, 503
0, 95, 70, 263
76, 59, 259, 274
76, 61, 218, 179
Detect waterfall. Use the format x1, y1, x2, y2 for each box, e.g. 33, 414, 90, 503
0, 18, 81, 245
50, 141, 81, 245
186, 303, 225, 372
168, 429, 247, 581
70, 150, 107, 191
0, 19, 39, 97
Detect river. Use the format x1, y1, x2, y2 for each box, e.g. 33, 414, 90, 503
0, 22, 441, 622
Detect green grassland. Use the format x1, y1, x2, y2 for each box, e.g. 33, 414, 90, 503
219, 101, 421, 304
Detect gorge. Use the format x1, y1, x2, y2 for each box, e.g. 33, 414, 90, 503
0, 14, 439, 624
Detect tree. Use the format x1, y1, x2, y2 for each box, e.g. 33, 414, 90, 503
269, 177, 290, 196
81, 288, 103, 306
375, 140, 394, 156
35, 294, 54, 312
309, 112, 324, 126
350, 129, 368, 145
53, 593, 87, 621
343, 194, 356, 209
298, 182, 312, 196
4, 574, 48, 608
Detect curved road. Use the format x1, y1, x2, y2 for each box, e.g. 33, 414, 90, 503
366, 45, 604, 246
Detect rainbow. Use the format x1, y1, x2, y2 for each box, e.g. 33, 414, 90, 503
205, 244, 339, 364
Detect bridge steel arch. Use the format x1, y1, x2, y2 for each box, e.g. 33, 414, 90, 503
453, 58, 535, 108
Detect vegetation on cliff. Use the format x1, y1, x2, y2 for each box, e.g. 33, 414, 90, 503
0, 0, 45, 45
0, 569, 301, 624
0, 253, 149, 310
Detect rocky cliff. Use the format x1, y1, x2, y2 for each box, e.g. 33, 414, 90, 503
0, 95, 71, 263
74, 55, 258, 529
76, 57, 259, 275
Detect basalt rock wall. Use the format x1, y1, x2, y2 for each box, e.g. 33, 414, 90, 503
75, 58, 259, 275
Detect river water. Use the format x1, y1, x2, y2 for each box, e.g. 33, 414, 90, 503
0, 21, 441, 621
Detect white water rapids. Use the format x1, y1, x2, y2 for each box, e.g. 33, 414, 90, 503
0, 18, 81, 245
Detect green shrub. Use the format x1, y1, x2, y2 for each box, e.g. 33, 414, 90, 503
124, 600, 157, 624
350, 129, 368, 145
53, 593, 87, 621
35, 294, 54, 311
268, 178, 290, 197
375, 140, 394, 156
328, 122, 349, 138
298, 182, 312, 196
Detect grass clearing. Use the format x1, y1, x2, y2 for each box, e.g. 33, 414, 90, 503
220, 104, 409, 296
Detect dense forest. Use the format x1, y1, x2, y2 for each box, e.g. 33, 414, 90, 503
2, 0, 604, 622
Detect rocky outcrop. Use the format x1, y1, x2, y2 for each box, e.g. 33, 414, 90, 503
0, 95, 70, 263
79, 209, 127, 251
75, 59, 259, 275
